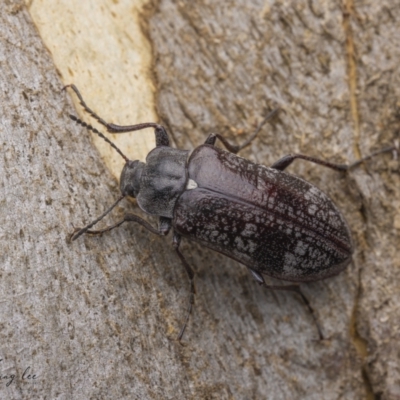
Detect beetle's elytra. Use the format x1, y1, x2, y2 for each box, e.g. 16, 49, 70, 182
65, 84, 397, 340
174, 145, 353, 282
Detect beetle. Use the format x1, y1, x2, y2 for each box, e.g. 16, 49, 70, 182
65, 84, 397, 341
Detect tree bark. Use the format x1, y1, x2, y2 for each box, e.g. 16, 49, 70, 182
1, 1, 399, 399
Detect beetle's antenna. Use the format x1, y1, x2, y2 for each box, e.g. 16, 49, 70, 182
69, 114, 129, 162
71, 194, 125, 241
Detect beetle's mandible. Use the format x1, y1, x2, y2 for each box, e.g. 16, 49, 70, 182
65, 84, 397, 341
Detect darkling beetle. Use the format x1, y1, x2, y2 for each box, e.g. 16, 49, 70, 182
65, 84, 398, 341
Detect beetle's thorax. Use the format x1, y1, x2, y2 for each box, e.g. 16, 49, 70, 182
135, 147, 190, 218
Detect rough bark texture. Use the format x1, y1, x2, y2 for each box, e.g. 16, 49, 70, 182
27, 0, 158, 178
147, 1, 400, 398
1, 1, 399, 399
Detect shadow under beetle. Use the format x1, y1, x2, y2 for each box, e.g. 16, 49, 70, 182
65, 84, 397, 341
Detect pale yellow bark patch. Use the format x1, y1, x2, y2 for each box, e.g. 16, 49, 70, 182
27, 0, 156, 179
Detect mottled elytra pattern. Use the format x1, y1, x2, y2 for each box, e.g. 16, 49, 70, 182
173, 145, 353, 282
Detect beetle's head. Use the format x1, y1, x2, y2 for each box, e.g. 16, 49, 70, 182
67, 112, 151, 241
120, 160, 144, 198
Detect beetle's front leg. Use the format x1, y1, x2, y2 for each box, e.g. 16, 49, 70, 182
172, 232, 196, 343
65, 84, 170, 147
250, 269, 323, 340
71, 214, 171, 241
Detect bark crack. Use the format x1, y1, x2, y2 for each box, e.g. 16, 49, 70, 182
342, 3, 378, 397
342, 0, 361, 160
350, 266, 376, 400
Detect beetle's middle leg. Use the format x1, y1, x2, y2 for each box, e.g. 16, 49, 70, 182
204, 108, 280, 154
250, 269, 324, 340
79, 224, 196, 342
172, 232, 196, 343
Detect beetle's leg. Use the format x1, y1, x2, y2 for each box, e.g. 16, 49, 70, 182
204, 134, 217, 146
71, 213, 171, 241
106, 123, 170, 147
250, 269, 323, 340
173, 232, 196, 343
205, 108, 280, 154
271, 144, 398, 172
65, 84, 169, 147
64, 84, 109, 127
159, 216, 172, 236
70, 195, 125, 240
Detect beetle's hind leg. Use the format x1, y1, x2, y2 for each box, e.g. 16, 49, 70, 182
250, 269, 324, 340
205, 108, 280, 154
173, 233, 196, 344
271, 143, 398, 172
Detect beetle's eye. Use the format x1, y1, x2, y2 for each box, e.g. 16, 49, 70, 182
124, 184, 135, 197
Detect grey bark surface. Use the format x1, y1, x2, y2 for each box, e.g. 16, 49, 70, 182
147, 1, 400, 399
0, 1, 399, 400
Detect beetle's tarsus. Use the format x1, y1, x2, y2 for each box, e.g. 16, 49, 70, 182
272, 141, 398, 172
70, 195, 126, 241
207, 108, 280, 154
293, 286, 324, 341
65, 84, 110, 127
69, 227, 82, 242
176, 296, 194, 343
173, 233, 196, 342
256, 280, 324, 341
348, 142, 399, 170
